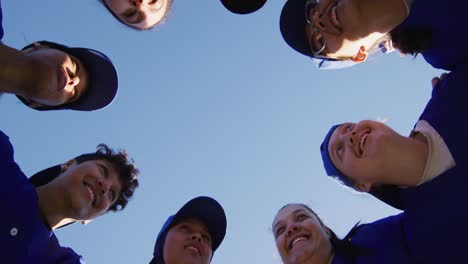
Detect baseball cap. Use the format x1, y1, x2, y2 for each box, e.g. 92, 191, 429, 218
220, 0, 267, 14
279, 0, 359, 69
151, 196, 227, 263
320, 124, 347, 183
19, 41, 118, 111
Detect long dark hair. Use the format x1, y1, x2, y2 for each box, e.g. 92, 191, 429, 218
328, 222, 369, 261
390, 26, 433, 56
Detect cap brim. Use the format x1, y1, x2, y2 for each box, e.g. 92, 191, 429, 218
220, 0, 267, 14
173, 196, 227, 252
29, 165, 61, 187
19, 41, 118, 111
64, 48, 118, 111
280, 0, 313, 57
370, 185, 404, 210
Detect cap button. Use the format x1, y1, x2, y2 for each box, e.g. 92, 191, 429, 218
10, 227, 18, 236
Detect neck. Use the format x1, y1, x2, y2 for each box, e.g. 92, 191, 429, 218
379, 134, 428, 187
0, 43, 40, 99
36, 184, 75, 230
357, 0, 409, 34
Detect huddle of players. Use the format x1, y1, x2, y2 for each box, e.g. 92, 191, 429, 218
4, 0, 468, 263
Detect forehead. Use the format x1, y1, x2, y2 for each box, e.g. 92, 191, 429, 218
328, 123, 353, 156
328, 124, 342, 151
27, 47, 86, 68
26, 46, 67, 57
175, 218, 210, 232
274, 204, 311, 225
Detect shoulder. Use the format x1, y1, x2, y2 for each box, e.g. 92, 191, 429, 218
0, 129, 12, 150
0, 129, 16, 166
41, 233, 84, 264
349, 213, 404, 246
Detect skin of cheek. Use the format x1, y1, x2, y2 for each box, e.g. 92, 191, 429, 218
341, 131, 393, 186
104, 0, 127, 14
59, 162, 110, 220
25, 50, 74, 106
163, 225, 212, 264
164, 228, 189, 264
274, 206, 332, 264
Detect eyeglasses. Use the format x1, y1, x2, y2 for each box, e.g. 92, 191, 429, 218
305, 0, 327, 56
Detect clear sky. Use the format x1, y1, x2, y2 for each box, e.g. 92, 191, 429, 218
2, 1, 443, 263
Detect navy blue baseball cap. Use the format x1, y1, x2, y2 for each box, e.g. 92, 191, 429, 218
29, 153, 96, 187
150, 196, 227, 264
220, 0, 267, 14
320, 124, 351, 185
19, 41, 118, 111
320, 124, 404, 209
279, 0, 359, 69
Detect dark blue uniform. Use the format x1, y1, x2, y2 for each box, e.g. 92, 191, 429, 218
0, 130, 82, 264
332, 214, 411, 264
397, 62, 468, 263
318, 0, 468, 70
395, 0, 468, 70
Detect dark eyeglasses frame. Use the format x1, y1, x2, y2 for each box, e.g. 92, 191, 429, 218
305, 0, 328, 57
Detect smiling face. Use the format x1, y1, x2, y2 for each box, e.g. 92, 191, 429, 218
57, 159, 122, 221
328, 120, 405, 191
164, 218, 213, 264
22, 46, 88, 107
273, 204, 332, 264
103, 0, 169, 30
305, 0, 385, 60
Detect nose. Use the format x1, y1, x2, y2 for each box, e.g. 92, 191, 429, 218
98, 179, 111, 195
191, 233, 202, 242
344, 130, 356, 145
67, 74, 80, 87
131, 0, 142, 7
286, 224, 300, 236
311, 9, 327, 31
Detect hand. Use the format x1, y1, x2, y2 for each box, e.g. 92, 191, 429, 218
431, 72, 448, 88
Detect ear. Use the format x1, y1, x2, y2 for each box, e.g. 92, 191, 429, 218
351, 46, 368, 63
60, 159, 76, 173
355, 182, 372, 193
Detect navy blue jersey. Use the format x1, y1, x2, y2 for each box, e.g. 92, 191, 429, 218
394, 0, 468, 70
0, 130, 82, 264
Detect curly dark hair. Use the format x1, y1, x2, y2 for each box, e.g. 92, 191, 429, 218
74, 144, 140, 212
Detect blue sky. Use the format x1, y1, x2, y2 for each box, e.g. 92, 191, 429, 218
2, 0, 443, 263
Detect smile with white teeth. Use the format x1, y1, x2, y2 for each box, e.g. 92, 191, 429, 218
360, 133, 368, 154
85, 184, 95, 204
291, 236, 308, 249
